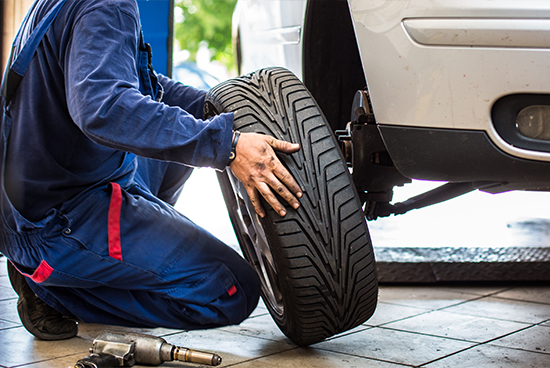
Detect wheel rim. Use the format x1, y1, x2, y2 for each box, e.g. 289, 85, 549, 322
226, 169, 285, 317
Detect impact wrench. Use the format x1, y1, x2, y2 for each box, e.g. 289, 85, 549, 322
73, 330, 222, 367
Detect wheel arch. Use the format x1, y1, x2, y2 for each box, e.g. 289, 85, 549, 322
302, 0, 367, 132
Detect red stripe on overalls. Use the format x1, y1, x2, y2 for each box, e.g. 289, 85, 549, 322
227, 285, 237, 296
108, 183, 123, 261
11, 260, 54, 284
30, 260, 54, 283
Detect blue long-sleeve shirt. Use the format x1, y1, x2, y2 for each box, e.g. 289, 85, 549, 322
3, 0, 233, 221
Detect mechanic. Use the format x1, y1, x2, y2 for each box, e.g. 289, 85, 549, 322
0, 0, 302, 340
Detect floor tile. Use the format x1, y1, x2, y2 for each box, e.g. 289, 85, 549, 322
421, 344, 550, 367
378, 286, 480, 310
364, 301, 430, 326
312, 326, 474, 367
29, 324, 272, 367
0, 266, 548, 368
383, 310, 529, 343
0, 257, 7, 277
0, 259, 17, 301
490, 324, 550, 354
0, 318, 19, 329
0, 327, 90, 367
160, 328, 296, 367
249, 298, 269, 318
440, 285, 511, 297
442, 296, 550, 324
77, 322, 183, 342
0, 274, 12, 288
230, 347, 410, 367
492, 286, 550, 304
0, 284, 17, 301
0, 298, 20, 324
219, 312, 293, 343
13, 353, 89, 368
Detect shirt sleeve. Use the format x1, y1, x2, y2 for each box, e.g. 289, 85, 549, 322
64, 2, 233, 170
157, 74, 206, 120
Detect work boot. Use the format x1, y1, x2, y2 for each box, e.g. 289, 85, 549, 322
7, 261, 78, 340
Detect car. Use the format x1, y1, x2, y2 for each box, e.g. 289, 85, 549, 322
234, 0, 550, 208
172, 62, 220, 91
205, 0, 550, 346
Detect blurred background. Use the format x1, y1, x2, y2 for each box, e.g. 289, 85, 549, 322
167, 0, 550, 253
2, 0, 549, 261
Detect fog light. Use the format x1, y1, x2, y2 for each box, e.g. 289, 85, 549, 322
516, 105, 550, 141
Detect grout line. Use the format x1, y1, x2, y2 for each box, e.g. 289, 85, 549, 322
376, 293, 490, 318
423, 293, 550, 324
431, 294, 490, 311
439, 286, 516, 298
487, 343, 550, 356
294, 345, 416, 368
363, 309, 435, 328
215, 326, 297, 345
417, 321, 549, 367
0, 294, 19, 302
435, 305, 550, 325
416, 343, 485, 367
321, 325, 374, 342
369, 312, 543, 345
10, 351, 89, 368
490, 294, 550, 306
0, 324, 22, 332
379, 290, 491, 312
376, 300, 434, 311
157, 329, 191, 338
371, 325, 482, 344
419, 340, 550, 367
217, 346, 303, 367
0, 317, 21, 325
484, 286, 517, 296
163, 322, 299, 348
364, 293, 550, 339
444, 285, 550, 306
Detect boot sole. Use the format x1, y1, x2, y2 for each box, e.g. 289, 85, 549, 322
17, 297, 78, 340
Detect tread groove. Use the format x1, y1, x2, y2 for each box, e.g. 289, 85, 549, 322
206, 67, 378, 346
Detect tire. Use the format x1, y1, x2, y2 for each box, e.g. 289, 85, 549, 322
204, 67, 378, 346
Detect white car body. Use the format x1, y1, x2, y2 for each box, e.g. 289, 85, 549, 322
233, 0, 307, 79
234, 0, 550, 204
351, 1, 550, 164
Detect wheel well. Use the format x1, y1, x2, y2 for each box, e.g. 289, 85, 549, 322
302, 0, 366, 132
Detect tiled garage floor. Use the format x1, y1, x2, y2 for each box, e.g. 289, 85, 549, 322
1, 255, 549, 368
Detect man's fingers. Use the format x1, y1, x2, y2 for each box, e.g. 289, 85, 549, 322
246, 186, 266, 218
274, 165, 302, 199
245, 169, 299, 217
253, 181, 288, 217
269, 137, 300, 154
266, 175, 300, 210
263, 138, 302, 211
230, 132, 303, 217
263, 142, 302, 200
247, 180, 292, 218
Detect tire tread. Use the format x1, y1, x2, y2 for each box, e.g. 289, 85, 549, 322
206, 67, 377, 345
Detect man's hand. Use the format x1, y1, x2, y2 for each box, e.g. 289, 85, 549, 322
229, 132, 302, 218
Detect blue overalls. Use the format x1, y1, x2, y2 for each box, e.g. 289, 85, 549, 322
0, 0, 260, 329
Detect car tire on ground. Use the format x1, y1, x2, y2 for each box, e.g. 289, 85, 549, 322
204, 67, 378, 346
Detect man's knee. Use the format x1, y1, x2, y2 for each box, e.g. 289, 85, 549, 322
228, 259, 261, 324
172, 273, 261, 328
217, 281, 260, 326
218, 268, 261, 326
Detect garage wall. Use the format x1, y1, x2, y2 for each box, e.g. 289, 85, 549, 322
1, 0, 173, 77
2, 0, 33, 74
